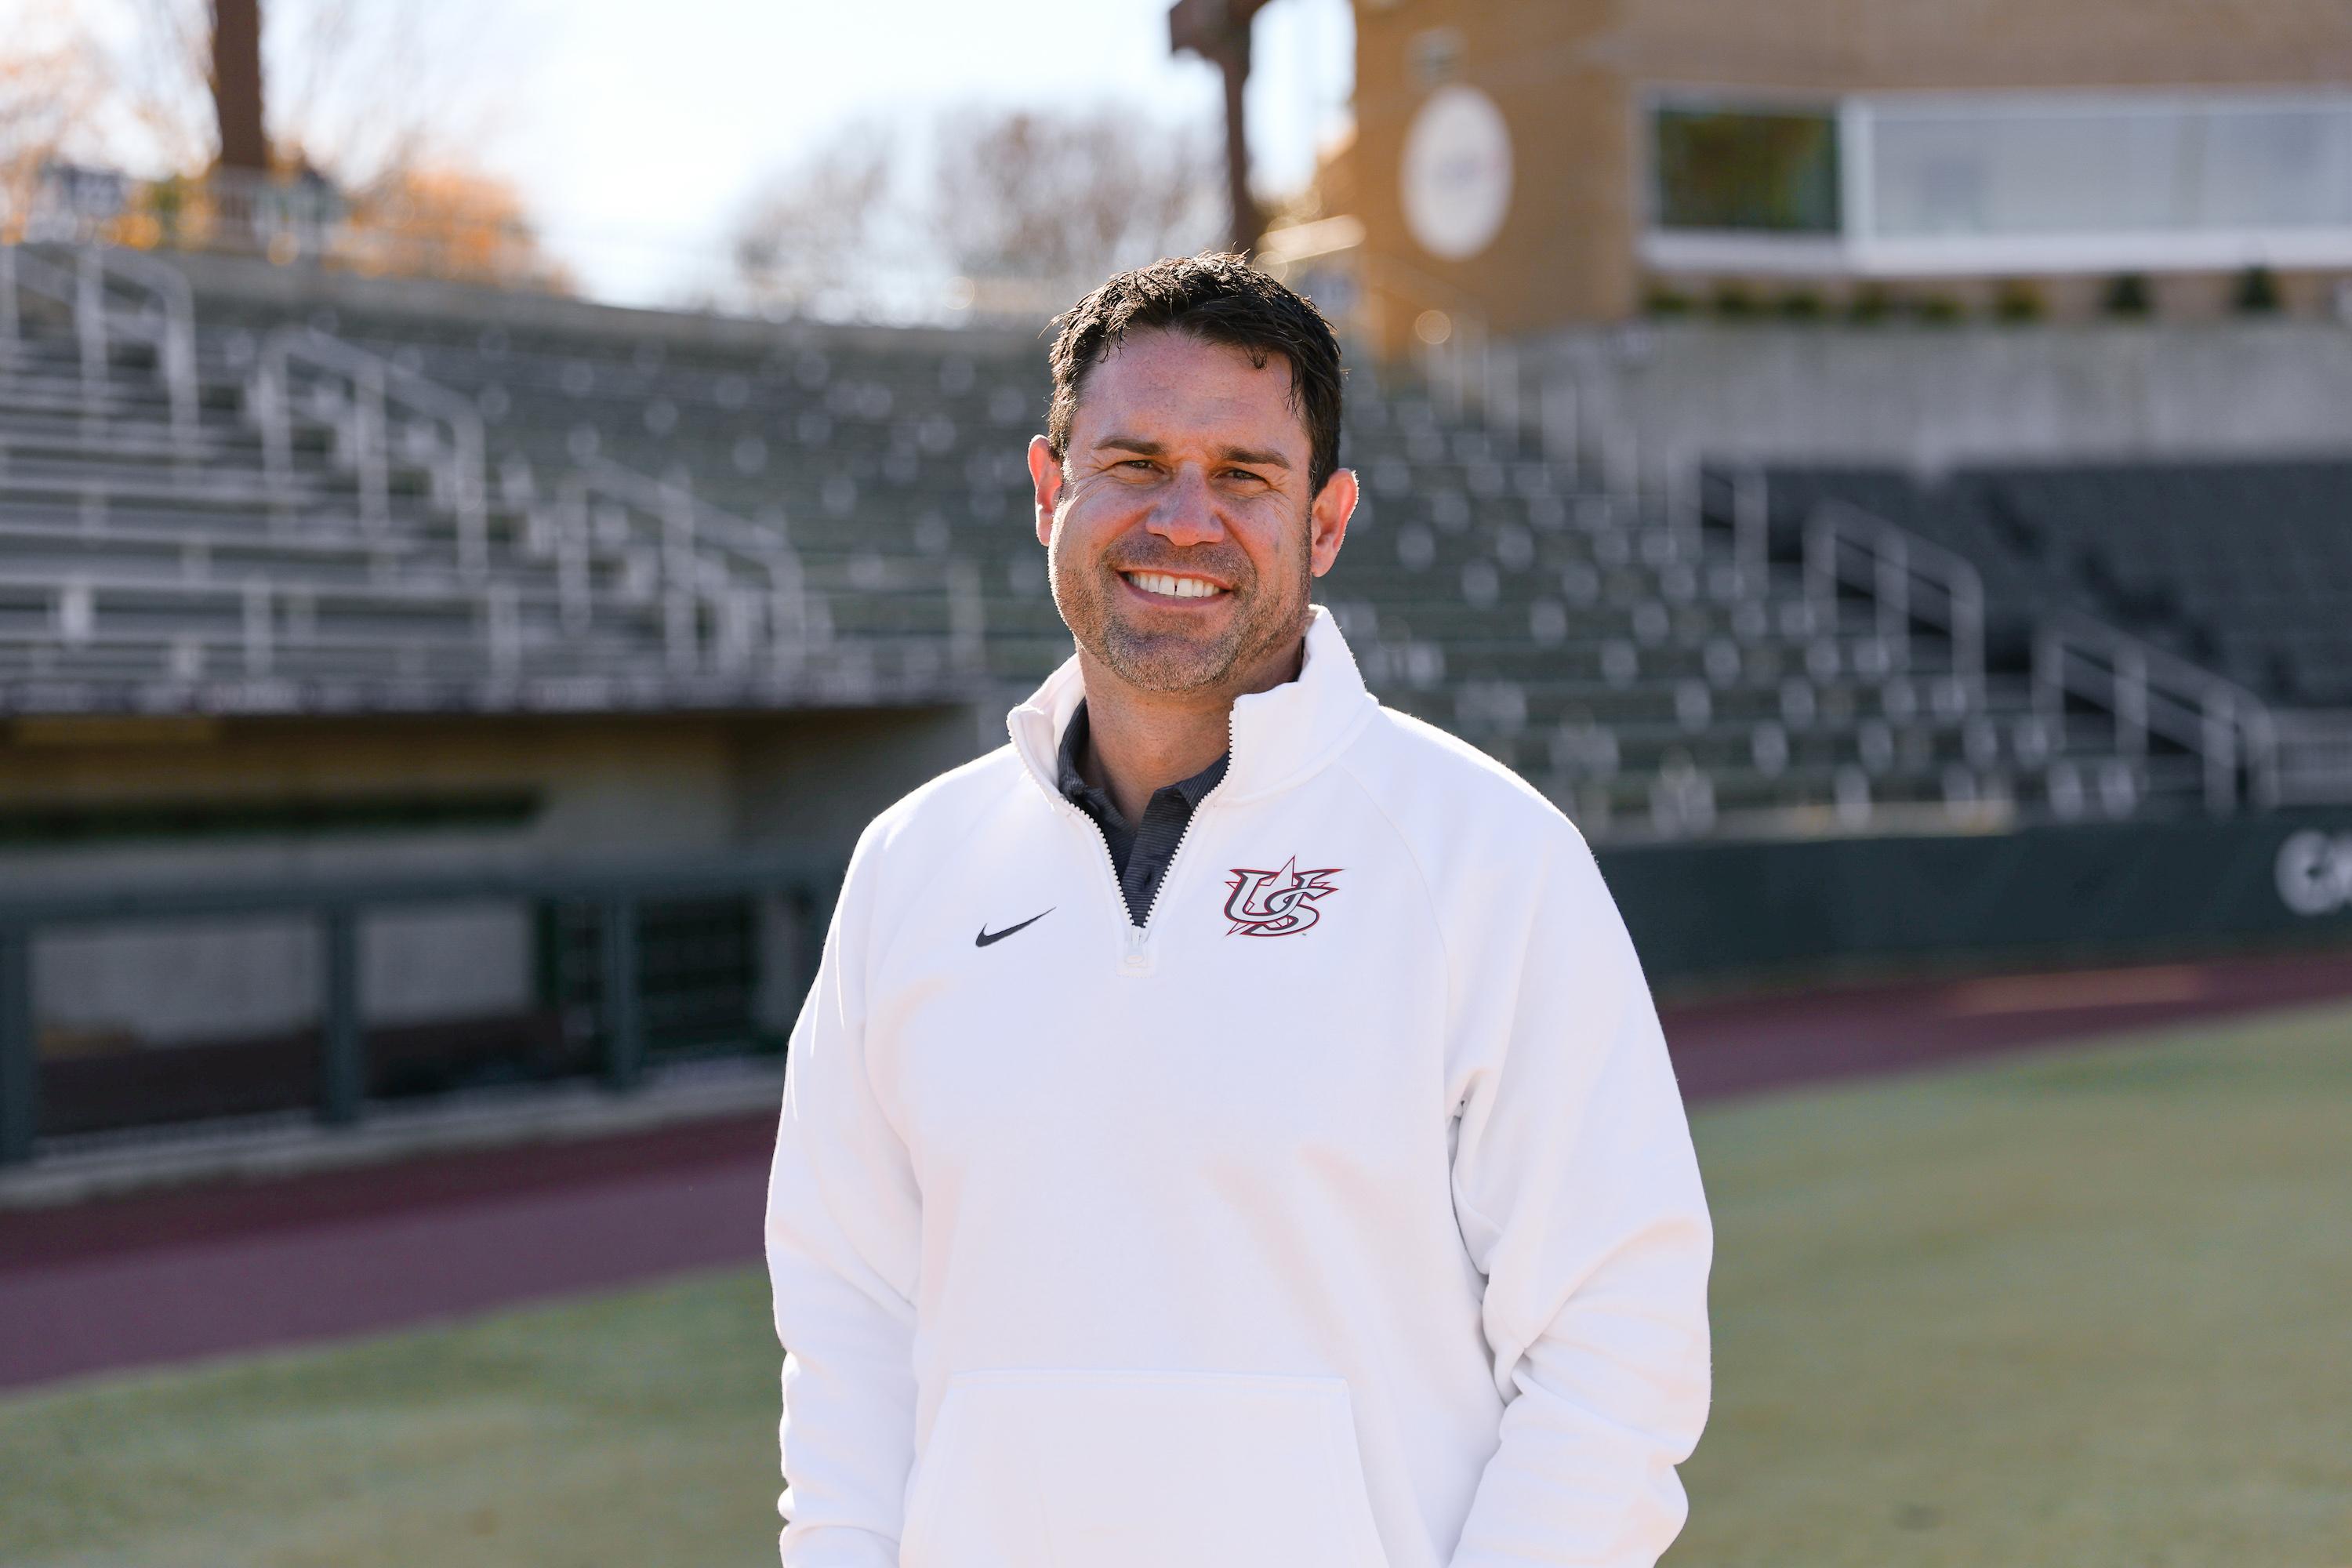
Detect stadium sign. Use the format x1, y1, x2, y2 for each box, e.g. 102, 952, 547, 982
1402, 85, 1513, 261
2274, 830, 2352, 916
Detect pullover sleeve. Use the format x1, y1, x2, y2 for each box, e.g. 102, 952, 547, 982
1444, 829, 1714, 1568
764, 831, 923, 1568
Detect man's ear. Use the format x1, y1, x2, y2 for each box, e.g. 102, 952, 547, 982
1028, 435, 1064, 549
1308, 467, 1358, 578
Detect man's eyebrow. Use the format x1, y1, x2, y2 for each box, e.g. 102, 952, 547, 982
1215, 445, 1290, 470
1091, 435, 1290, 470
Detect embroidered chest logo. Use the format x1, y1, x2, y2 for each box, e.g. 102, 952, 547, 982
1223, 857, 1342, 937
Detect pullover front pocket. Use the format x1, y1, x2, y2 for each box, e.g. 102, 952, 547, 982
900, 1368, 1392, 1568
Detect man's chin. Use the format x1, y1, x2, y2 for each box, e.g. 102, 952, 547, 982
1096, 625, 1239, 694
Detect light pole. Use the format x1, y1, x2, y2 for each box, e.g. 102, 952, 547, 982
1169, 0, 1275, 253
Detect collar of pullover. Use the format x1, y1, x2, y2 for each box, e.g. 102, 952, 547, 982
1007, 604, 1377, 812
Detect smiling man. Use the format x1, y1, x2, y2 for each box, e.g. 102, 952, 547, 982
765, 254, 1713, 1568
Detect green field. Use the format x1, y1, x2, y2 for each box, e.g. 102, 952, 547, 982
5, 1003, 2349, 1568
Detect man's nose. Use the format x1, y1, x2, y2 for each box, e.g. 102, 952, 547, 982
1144, 466, 1228, 549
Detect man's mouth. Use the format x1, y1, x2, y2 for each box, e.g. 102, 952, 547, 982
1120, 569, 1229, 601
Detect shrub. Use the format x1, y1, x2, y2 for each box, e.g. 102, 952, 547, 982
2234, 266, 2281, 314
1993, 281, 2045, 322
1846, 284, 1896, 324
1711, 282, 1760, 319
2103, 273, 2153, 317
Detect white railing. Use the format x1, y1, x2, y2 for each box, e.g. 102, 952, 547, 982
250, 328, 488, 570
2031, 613, 2279, 813
1700, 463, 1772, 577
558, 457, 824, 681
1804, 498, 1987, 686
0, 243, 199, 449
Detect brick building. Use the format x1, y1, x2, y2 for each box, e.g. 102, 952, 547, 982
1308, 0, 2352, 349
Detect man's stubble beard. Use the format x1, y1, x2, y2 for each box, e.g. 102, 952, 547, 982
1048, 506, 1314, 695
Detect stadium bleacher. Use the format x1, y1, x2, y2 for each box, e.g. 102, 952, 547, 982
0, 251, 985, 719
1759, 462, 2352, 710
1, 243, 2251, 845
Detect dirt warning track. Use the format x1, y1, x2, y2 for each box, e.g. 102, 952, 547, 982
3, 948, 2347, 1394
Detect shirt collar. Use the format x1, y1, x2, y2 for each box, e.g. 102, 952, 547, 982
1054, 699, 1229, 818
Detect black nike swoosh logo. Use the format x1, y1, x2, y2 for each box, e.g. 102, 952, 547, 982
975, 909, 1053, 947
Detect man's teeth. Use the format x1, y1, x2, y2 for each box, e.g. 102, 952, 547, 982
1125, 571, 1225, 600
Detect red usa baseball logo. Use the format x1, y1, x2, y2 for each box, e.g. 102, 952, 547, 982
1223, 857, 1341, 937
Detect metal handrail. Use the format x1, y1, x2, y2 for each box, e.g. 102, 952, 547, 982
0, 243, 199, 449
251, 327, 489, 570
566, 456, 822, 680
1697, 463, 1773, 577
1803, 499, 1987, 687
563, 461, 987, 680
85, 246, 200, 444
2031, 613, 2280, 813
248, 338, 841, 681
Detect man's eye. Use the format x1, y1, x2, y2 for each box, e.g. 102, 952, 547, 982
1222, 469, 1264, 484
1120, 459, 1156, 472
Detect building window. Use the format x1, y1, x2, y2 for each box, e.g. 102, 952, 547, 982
1868, 99, 2352, 239
1652, 107, 1840, 234
1642, 90, 2352, 276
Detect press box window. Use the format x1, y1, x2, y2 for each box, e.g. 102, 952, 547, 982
1651, 107, 1841, 234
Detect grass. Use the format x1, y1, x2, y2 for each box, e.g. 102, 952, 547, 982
0, 1270, 786, 1568
1671, 1001, 2352, 1566
2, 1003, 2348, 1567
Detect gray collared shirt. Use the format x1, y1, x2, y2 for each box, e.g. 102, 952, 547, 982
1056, 699, 1229, 927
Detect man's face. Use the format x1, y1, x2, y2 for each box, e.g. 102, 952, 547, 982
1027, 328, 1356, 696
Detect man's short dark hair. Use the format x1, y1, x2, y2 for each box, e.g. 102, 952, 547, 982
1046, 252, 1345, 497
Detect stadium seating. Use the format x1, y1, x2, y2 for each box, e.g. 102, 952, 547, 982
1759, 462, 2352, 710
1, 244, 2191, 842
0, 266, 982, 716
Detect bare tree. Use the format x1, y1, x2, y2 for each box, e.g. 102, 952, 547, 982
0, 0, 554, 283
0, 9, 107, 232
263, 0, 521, 200
731, 102, 1222, 322
931, 105, 1222, 313
96, 0, 216, 176
27, 0, 521, 198
731, 118, 907, 321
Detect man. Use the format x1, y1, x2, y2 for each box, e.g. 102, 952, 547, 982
765, 254, 1712, 1568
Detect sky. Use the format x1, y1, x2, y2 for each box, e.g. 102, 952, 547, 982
45, 0, 1356, 307
461, 0, 1357, 304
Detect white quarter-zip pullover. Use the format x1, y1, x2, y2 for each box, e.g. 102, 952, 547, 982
766, 606, 1713, 1568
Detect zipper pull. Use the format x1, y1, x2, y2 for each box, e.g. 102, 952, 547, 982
1120, 924, 1152, 977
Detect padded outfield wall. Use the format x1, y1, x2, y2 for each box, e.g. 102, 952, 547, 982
1598, 810, 2352, 989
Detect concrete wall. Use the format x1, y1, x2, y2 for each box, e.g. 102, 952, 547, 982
734, 702, 1002, 862
734, 701, 1002, 1032
1525, 318, 2352, 471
